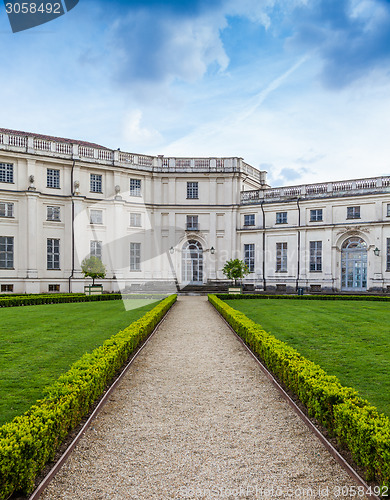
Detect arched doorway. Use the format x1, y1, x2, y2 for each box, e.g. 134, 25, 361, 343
341, 237, 367, 291
182, 240, 203, 285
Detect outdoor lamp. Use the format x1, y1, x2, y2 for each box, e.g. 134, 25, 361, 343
374, 247, 380, 256
210, 246, 215, 254
169, 246, 174, 254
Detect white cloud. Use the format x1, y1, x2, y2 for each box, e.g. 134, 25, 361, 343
122, 110, 163, 148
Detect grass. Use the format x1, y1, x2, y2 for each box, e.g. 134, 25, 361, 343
228, 298, 390, 417
0, 298, 160, 425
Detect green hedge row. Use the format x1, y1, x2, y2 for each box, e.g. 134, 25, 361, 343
0, 293, 123, 307
209, 294, 390, 487
217, 293, 390, 301
0, 294, 177, 499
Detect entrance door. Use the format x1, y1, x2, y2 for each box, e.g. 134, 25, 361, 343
341, 237, 367, 291
182, 240, 203, 285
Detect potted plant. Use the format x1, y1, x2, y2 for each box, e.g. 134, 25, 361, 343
81, 256, 106, 295
222, 258, 250, 294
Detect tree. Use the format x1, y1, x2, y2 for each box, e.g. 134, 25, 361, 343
222, 258, 250, 286
81, 256, 106, 285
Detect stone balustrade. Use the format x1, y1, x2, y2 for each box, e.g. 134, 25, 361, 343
0, 130, 264, 181
241, 176, 390, 204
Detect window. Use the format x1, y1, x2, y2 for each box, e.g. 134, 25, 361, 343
276, 212, 287, 224
244, 214, 255, 226
47, 238, 60, 269
47, 206, 61, 221
130, 213, 141, 227
387, 238, 390, 272
90, 174, 102, 193
47, 169, 60, 188
90, 210, 103, 224
1, 284, 13, 292
0, 163, 14, 183
347, 206, 360, 219
310, 209, 323, 222
187, 182, 198, 199
276, 242, 287, 272
244, 243, 255, 272
90, 240, 102, 260
387, 204, 390, 217
48, 284, 60, 292
310, 241, 322, 272
186, 215, 199, 230
0, 202, 14, 218
130, 178, 141, 197
130, 242, 141, 271
0, 236, 14, 269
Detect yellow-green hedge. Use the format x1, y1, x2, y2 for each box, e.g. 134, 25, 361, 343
209, 294, 390, 487
0, 295, 176, 499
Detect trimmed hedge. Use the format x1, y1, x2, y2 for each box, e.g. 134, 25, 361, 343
0, 293, 169, 308
209, 294, 390, 487
217, 293, 390, 301
0, 293, 120, 308
0, 294, 176, 499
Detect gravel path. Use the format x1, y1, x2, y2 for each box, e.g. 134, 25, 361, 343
40, 296, 367, 499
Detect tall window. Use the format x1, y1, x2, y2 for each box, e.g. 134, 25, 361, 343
387, 204, 390, 217
347, 206, 360, 219
130, 242, 141, 271
276, 212, 287, 224
310, 209, 323, 222
130, 213, 141, 227
0, 236, 14, 269
90, 210, 103, 224
90, 174, 102, 193
0, 163, 13, 183
47, 206, 61, 221
244, 244, 255, 272
47, 169, 60, 188
244, 214, 255, 226
187, 182, 198, 199
0, 202, 14, 218
186, 215, 199, 230
47, 239, 60, 269
130, 179, 141, 197
276, 242, 287, 272
310, 241, 322, 272
387, 239, 390, 272
90, 240, 102, 260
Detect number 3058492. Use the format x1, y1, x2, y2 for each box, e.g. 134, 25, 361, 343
5, 3, 62, 14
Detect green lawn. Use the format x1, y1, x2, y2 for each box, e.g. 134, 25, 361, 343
228, 299, 390, 417
0, 298, 160, 425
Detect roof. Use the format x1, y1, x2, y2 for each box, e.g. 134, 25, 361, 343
0, 128, 110, 150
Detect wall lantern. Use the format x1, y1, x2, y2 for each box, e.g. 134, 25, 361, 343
210, 246, 215, 254
374, 247, 380, 256
169, 246, 174, 254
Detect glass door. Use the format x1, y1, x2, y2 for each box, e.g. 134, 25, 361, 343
341, 237, 367, 291
182, 240, 203, 285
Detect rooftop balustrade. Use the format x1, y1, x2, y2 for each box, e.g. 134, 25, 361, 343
0, 129, 265, 182
241, 176, 390, 204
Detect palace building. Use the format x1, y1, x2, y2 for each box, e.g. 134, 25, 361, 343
0, 127, 389, 294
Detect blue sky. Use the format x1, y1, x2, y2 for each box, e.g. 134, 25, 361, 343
1, 0, 390, 186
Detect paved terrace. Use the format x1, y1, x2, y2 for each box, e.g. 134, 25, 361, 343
41, 296, 366, 499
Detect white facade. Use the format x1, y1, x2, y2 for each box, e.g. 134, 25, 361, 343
0, 128, 389, 294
